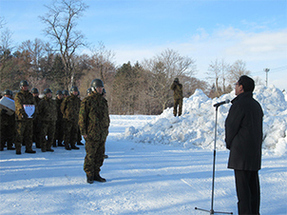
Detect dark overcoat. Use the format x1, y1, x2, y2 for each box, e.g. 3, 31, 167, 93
225, 91, 263, 171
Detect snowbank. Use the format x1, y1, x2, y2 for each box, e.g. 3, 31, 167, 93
122, 85, 287, 156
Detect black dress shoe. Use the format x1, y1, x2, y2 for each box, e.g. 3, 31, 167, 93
94, 174, 106, 182
16, 151, 21, 155
77, 142, 84, 145
25, 150, 36, 154
65, 146, 71, 150
46, 148, 54, 152
71, 146, 79, 150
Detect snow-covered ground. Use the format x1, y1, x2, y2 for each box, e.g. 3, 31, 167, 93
0, 85, 286, 215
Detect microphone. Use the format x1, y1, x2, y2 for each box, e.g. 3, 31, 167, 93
213, 99, 230, 108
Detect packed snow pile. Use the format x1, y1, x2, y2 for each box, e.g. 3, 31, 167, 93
122, 85, 287, 156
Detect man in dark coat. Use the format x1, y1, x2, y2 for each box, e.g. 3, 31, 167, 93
170, 78, 183, 117
225, 75, 263, 215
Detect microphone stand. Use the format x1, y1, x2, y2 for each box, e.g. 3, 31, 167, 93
195, 105, 233, 214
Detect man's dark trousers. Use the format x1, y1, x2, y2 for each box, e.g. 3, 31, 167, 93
234, 170, 260, 215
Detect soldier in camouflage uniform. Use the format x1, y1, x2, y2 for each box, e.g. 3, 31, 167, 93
54, 90, 64, 147
14, 80, 36, 155
0, 90, 15, 151
31, 88, 42, 148
61, 86, 80, 150
76, 90, 84, 146
170, 78, 183, 117
62, 90, 69, 98
79, 79, 110, 184
86, 88, 92, 96
38, 89, 57, 152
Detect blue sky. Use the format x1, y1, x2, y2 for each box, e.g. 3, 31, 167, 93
1, 0, 286, 90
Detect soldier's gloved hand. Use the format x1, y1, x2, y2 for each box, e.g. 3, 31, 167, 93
1, 109, 7, 114
22, 113, 28, 119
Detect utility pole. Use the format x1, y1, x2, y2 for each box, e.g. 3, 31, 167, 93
264, 68, 270, 87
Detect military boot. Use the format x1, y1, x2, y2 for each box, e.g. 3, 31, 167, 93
94, 173, 106, 182
71, 143, 79, 150
7, 142, 15, 150
58, 140, 64, 147
87, 175, 94, 184
16, 150, 21, 155
77, 141, 84, 145
64, 142, 71, 150
25, 149, 36, 154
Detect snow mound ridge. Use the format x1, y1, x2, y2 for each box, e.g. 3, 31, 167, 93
122, 85, 287, 156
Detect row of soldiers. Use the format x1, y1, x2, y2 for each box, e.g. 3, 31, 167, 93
0, 81, 92, 154
1, 78, 110, 184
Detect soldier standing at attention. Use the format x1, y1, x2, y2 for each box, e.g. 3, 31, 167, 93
0, 90, 15, 151
76, 90, 84, 146
38, 89, 57, 152
14, 80, 36, 155
31, 88, 41, 148
53, 90, 64, 147
79, 79, 110, 184
170, 78, 183, 117
86, 88, 92, 97
61, 86, 80, 150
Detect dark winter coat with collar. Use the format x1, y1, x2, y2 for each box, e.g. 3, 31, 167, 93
225, 91, 263, 171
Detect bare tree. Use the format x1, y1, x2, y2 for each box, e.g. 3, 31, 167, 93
0, 28, 14, 91
0, 28, 13, 52
228, 60, 250, 84
143, 49, 196, 112
207, 59, 231, 97
0, 16, 6, 29
19, 39, 45, 78
39, 0, 88, 89
89, 42, 116, 82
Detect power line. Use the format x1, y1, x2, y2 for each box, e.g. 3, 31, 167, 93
252, 65, 287, 75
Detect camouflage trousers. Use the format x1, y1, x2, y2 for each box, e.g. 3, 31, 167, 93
54, 118, 64, 145
15, 120, 33, 152
33, 117, 42, 148
0, 124, 14, 149
173, 98, 183, 116
63, 119, 78, 147
84, 136, 106, 177
41, 121, 56, 151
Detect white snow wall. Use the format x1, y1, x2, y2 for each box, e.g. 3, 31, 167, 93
123, 85, 287, 156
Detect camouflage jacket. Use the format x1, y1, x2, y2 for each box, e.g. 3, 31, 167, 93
38, 96, 57, 122
1, 110, 15, 127
14, 90, 36, 121
34, 96, 41, 106
60, 94, 81, 122
170, 82, 183, 100
78, 91, 110, 140
55, 97, 63, 120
